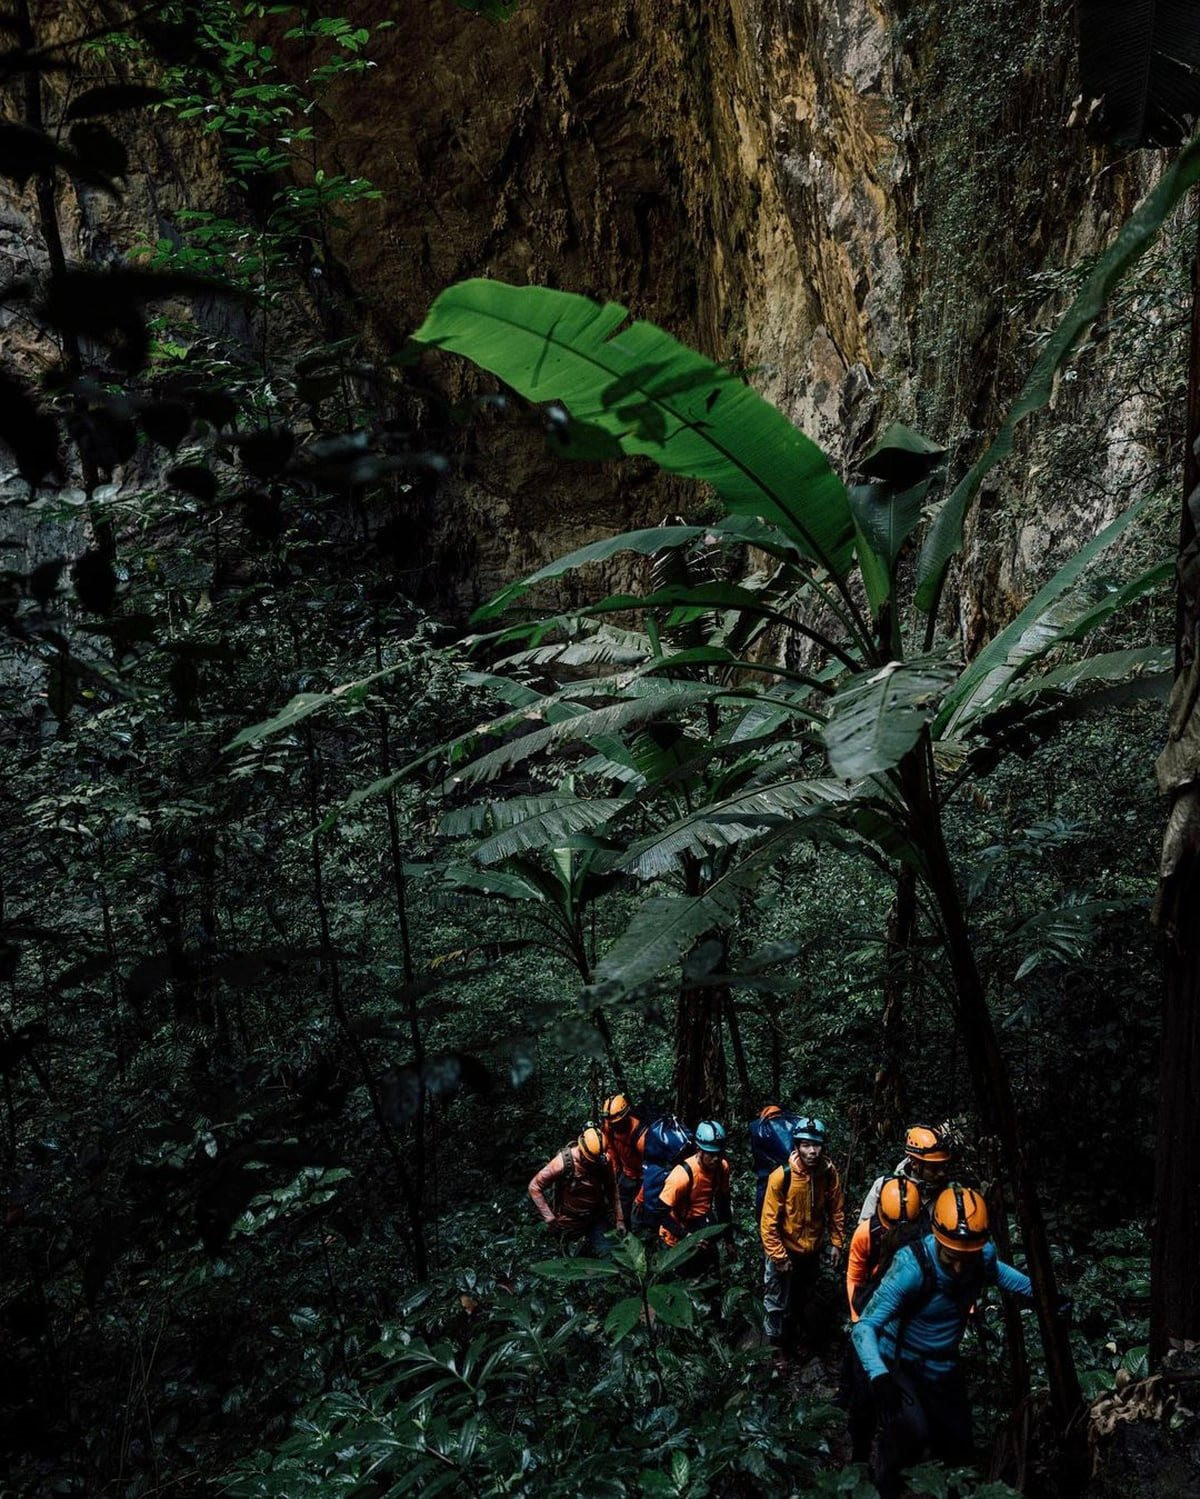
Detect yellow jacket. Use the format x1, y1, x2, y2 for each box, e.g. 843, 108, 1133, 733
759, 1151, 845, 1265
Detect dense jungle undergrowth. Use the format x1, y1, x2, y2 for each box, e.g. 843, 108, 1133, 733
3, 3, 1200, 1497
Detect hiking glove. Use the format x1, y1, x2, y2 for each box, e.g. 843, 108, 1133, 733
872, 1372, 904, 1420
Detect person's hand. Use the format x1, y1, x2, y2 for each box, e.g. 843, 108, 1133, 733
872, 1371, 905, 1420
774, 1257, 792, 1275
827, 1243, 842, 1270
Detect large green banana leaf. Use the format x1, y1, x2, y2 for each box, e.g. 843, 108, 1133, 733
411, 280, 856, 577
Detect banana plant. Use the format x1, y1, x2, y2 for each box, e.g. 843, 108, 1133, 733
231, 144, 1200, 1427
400, 223, 1191, 1425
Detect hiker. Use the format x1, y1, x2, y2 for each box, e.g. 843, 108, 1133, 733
528, 1127, 620, 1255
843, 1176, 925, 1462
658, 1119, 733, 1291
750, 1103, 800, 1215
858, 1124, 952, 1224
846, 1176, 926, 1320
600, 1093, 646, 1231
759, 1116, 846, 1358
851, 1184, 1063, 1499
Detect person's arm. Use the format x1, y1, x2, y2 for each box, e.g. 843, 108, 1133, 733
528, 1153, 563, 1226
659, 1164, 687, 1247
608, 1159, 622, 1227
759, 1166, 787, 1264
845, 1221, 872, 1319
986, 1242, 1035, 1303
850, 1250, 916, 1379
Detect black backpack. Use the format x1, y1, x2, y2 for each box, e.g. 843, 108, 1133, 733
892, 1237, 986, 1359
852, 1217, 924, 1316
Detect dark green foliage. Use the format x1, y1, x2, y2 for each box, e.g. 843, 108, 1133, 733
0, 2, 1187, 1495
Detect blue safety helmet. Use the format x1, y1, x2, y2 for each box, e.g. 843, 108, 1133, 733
791, 1116, 826, 1145
695, 1119, 726, 1154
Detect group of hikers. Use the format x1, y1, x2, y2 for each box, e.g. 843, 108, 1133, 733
528, 1097, 1067, 1499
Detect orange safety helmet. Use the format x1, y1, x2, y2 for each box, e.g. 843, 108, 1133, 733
931, 1185, 989, 1251
601, 1094, 631, 1123
578, 1127, 605, 1161
878, 1175, 923, 1230
905, 1125, 951, 1164
758, 1104, 783, 1119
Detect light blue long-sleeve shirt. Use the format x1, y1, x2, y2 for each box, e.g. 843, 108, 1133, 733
851, 1234, 1033, 1381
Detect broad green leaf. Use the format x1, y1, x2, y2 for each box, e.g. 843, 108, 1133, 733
1006, 645, 1173, 699
848, 479, 930, 574
439, 865, 547, 903
443, 795, 625, 864
823, 656, 960, 780
531, 1257, 621, 1282
472, 513, 808, 623
857, 421, 946, 484
851, 510, 892, 614
603, 1295, 645, 1344
621, 779, 854, 880
646, 1281, 695, 1328
412, 280, 855, 575
439, 682, 746, 791
653, 1222, 730, 1275
915, 131, 1200, 611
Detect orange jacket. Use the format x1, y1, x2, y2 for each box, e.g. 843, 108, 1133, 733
845, 1219, 873, 1321
658, 1153, 731, 1247
528, 1145, 619, 1230
603, 1114, 645, 1181
759, 1150, 845, 1265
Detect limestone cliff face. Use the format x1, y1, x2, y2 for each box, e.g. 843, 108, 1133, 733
314, 0, 1181, 631
319, 0, 907, 613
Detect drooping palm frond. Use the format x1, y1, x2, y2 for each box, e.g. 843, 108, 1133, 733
936, 494, 1166, 735
441, 795, 625, 865
620, 779, 855, 880
1009, 892, 1146, 980
584, 860, 765, 1004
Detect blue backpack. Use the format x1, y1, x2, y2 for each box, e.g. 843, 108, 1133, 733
750, 1111, 799, 1213
639, 1116, 695, 1228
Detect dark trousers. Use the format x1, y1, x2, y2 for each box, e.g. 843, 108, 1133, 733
675, 1236, 723, 1320
762, 1250, 820, 1352
846, 1347, 877, 1462
873, 1363, 973, 1499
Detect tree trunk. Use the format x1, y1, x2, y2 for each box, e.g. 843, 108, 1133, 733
872, 867, 915, 1132
673, 969, 727, 1123
725, 991, 754, 1118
